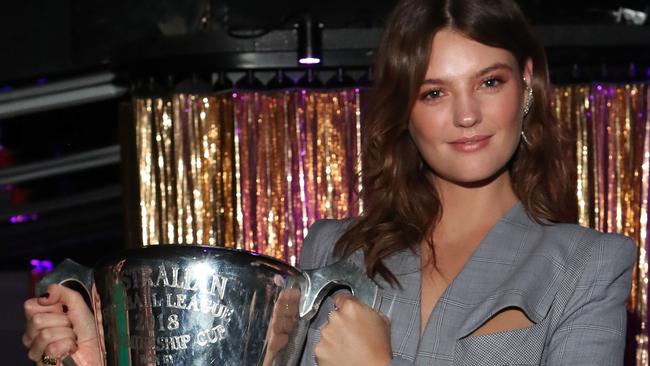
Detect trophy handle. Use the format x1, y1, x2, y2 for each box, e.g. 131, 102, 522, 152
278, 259, 379, 366
36, 258, 94, 298
297, 259, 379, 318
36, 259, 94, 366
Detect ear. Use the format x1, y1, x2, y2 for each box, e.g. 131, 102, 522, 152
522, 58, 534, 86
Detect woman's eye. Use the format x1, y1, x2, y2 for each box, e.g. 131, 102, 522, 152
482, 77, 502, 88
422, 89, 442, 100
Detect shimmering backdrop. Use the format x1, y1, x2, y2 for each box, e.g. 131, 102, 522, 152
133, 89, 363, 265
132, 85, 648, 365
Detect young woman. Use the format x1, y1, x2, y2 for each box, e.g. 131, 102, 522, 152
296, 0, 635, 364
23, 0, 635, 365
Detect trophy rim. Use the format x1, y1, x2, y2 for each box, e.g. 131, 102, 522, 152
96, 244, 301, 274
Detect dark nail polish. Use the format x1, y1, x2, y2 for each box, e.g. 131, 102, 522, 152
62, 304, 69, 313
39, 292, 50, 299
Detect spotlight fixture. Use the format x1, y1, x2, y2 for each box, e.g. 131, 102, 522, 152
297, 15, 322, 65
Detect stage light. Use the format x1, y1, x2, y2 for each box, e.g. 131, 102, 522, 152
297, 15, 322, 66
300, 57, 320, 65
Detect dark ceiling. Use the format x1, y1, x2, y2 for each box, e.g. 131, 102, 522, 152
1, 0, 649, 85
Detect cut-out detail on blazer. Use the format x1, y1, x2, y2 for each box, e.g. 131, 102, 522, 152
468, 307, 533, 337
298, 202, 636, 366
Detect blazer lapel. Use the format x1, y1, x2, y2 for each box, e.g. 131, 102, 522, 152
445, 202, 559, 339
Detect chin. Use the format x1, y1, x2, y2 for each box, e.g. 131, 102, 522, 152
440, 165, 508, 188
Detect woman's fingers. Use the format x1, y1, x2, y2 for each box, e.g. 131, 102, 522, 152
23, 312, 72, 347
24, 297, 64, 320
316, 294, 393, 366
23, 294, 69, 349
37, 284, 86, 312
42, 337, 79, 364
333, 292, 358, 311
22, 284, 101, 366
37, 284, 97, 342
26, 326, 77, 362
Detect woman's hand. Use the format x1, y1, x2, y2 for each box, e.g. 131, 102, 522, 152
23, 284, 101, 366
315, 293, 392, 366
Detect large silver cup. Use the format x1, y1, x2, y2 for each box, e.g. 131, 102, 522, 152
37, 245, 378, 366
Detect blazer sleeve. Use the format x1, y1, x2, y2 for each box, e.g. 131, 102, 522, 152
299, 219, 352, 270
545, 234, 636, 365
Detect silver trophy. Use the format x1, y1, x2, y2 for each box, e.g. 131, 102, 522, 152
37, 245, 378, 366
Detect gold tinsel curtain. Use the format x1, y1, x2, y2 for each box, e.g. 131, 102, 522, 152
133, 89, 363, 266
132, 85, 649, 365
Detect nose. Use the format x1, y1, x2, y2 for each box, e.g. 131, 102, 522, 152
453, 94, 481, 128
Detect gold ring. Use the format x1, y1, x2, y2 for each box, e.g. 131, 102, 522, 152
41, 353, 57, 365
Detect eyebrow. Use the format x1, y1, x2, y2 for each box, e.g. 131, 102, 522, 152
421, 63, 515, 85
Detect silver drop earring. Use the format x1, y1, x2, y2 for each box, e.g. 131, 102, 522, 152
523, 83, 533, 117
521, 130, 531, 145
521, 78, 533, 146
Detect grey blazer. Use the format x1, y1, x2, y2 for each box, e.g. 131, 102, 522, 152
298, 202, 636, 366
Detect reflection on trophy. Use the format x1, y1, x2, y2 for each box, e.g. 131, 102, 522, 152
38, 246, 378, 366
262, 287, 300, 366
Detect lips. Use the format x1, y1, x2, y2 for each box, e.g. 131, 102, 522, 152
450, 135, 491, 144
448, 135, 492, 152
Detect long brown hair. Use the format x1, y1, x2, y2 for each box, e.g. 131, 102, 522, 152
334, 0, 577, 286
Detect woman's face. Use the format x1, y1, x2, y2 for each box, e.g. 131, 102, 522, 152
409, 28, 532, 187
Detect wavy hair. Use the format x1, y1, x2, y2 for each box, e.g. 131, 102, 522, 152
333, 0, 577, 286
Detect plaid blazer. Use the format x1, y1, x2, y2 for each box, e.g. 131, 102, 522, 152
298, 202, 636, 366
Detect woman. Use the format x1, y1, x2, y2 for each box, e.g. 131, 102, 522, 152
24, 0, 635, 365
297, 0, 635, 365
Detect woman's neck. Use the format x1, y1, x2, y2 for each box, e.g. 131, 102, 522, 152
431, 171, 518, 247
